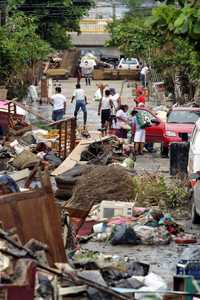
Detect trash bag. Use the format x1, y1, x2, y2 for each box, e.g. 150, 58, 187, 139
44, 151, 62, 167
170, 142, 189, 176
55, 189, 72, 200
110, 225, 141, 245
81, 142, 104, 161
134, 225, 171, 245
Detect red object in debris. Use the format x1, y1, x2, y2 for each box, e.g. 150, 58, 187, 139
175, 236, 197, 244
77, 220, 97, 237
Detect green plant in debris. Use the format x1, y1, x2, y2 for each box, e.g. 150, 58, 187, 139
132, 174, 189, 210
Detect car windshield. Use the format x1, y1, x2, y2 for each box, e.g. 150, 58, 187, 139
167, 110, 200, 124
122, 59, 138, 65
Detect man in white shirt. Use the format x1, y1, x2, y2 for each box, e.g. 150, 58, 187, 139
140, 65, 149, 87
51, 87, 67, 121
71, 84, 87, 129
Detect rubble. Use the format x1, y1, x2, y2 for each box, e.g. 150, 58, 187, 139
0, 97, 199, 299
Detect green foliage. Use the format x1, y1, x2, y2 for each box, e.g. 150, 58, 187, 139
132, 174, 189, 209
0, 13, 51, 84
14, 0, 93, 49
107, 17, 163, 59
108, 1, 200, 83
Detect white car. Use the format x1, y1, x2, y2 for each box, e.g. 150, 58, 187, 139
117, 58, 140, 70
188, 118, 200, 223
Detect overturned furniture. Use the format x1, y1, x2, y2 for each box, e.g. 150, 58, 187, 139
0, 170, 66, 266
49, 118, 76, 160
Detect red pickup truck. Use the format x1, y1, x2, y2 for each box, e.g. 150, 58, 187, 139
134, 106, 200, 156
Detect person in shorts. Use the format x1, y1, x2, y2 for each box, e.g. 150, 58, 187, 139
98, 89, 113, 134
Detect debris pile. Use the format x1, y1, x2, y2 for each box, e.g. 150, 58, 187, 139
67, 165, 134, 207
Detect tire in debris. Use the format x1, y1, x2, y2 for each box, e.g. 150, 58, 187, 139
169, 142, 190, 176
55, 189, 72, 200
55, 176, 78, 187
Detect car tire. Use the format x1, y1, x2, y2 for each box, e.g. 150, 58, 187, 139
160, 143, 168, 157
192, 201, 200, 224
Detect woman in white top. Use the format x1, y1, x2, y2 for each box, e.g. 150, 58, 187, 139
98, 89, 113, 133
116, 105, 129, 138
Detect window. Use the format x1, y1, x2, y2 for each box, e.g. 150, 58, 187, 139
167, 111, 200, 124
140, 110, 154, 122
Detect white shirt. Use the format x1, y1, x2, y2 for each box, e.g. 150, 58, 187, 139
52, 93, 66, 110
73, 88, 85, 101
111, 93, 120, 110
101, 96, 112, 110
141, 66, 149, 75
116, 109, 128, 129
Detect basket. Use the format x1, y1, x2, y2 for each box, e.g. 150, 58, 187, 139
177, 260, 200, 280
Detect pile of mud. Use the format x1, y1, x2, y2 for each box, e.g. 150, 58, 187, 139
66, 165, 134, 213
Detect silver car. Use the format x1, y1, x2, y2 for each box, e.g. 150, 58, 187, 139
117, 58, 140, 70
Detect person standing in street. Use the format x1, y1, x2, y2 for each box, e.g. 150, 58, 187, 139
75, 62, 82, 85
115, 105, 129, 138
131, 109, 146, 155
134, 89, 145, 106
140, 65, 149, 87
71, 84, 87, 129
81, 61, 93, 86
51, 87, 67, 121
98, 89, 113, 134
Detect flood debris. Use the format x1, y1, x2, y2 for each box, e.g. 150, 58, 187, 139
0, 98, 199, 299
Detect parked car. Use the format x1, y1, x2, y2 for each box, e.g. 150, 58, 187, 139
117, 58, 140, 70
161, 107, 200, 156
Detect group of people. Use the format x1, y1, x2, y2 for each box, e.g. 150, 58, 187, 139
97, 86, 149, 155
49, 81, 150, 155
51, 84, 88, 129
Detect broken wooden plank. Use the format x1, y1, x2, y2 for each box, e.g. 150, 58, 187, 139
0, 170, 66, 266
51, 142, 88, 176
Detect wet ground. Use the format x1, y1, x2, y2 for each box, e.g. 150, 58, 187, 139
29, 78, 200, 288
30, 78, 136, 128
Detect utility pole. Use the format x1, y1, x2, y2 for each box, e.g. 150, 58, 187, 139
112, 0, 116, 21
